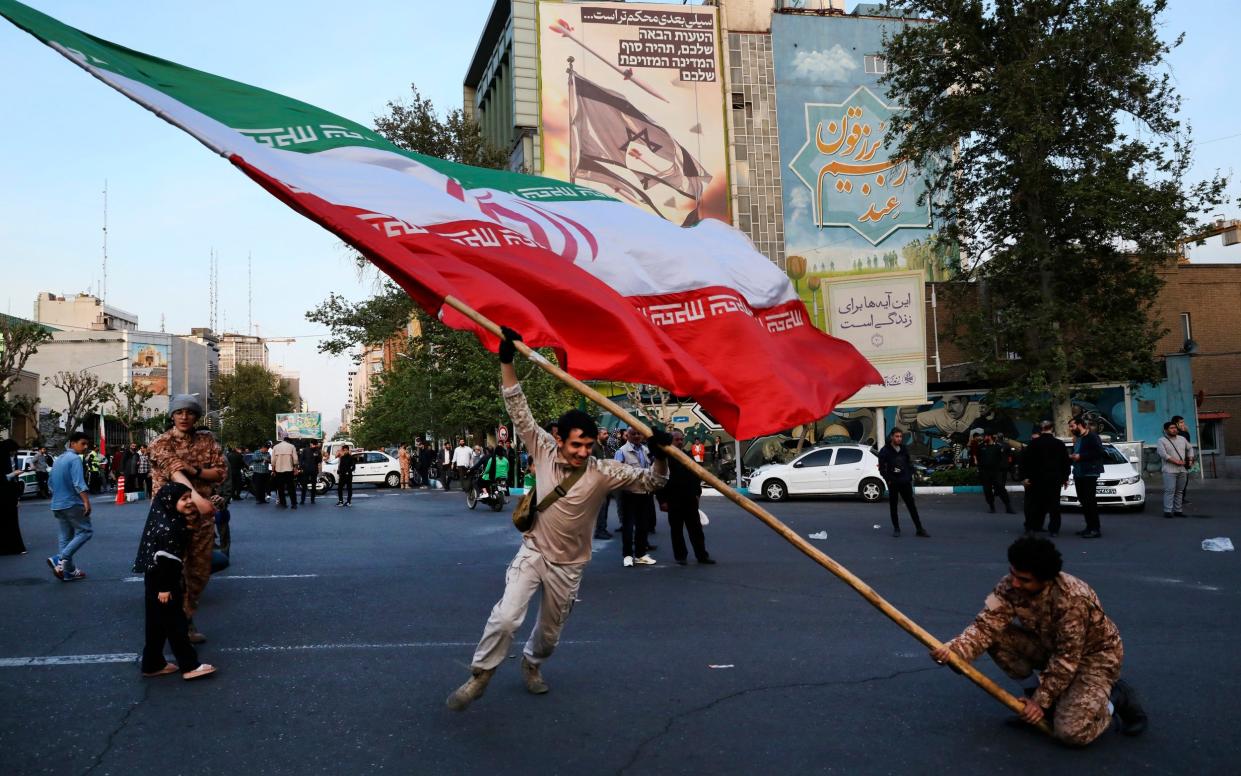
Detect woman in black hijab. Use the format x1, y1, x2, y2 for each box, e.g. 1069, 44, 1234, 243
0, 439, 26, 555
133, 482, 216, 680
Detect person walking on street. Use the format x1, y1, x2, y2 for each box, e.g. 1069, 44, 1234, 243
250, 444, 271, 504
270, 438, 298, 510
1, 439, 29, 556
148, 395, 227, 644
1170, 415, 1195, 507
45, 433, 93, 575
440, 442, 453, 489
1068, 416, 1106, 538
225, 446, 246, 501
398, 444, 411, 489
299, 440, 322, 505
133, 482, 217, 681
417, 440, 434, 489
1020, 421, 1071, 536
136, 445, 153, 499
615, 427, 659, 565
85, 448, 104, 494
976, 432, 1015, 514
445, 328, 670, 711
123, 443, 140, 496
657, 429, 713, 565
929, 536, 1147, 744
878, 428, 928, 538
335, 445, 356, 507
452, 438, 474, 492
591, 429, 613, 540
1156, 421, 1193, 518
690, 438, 706, 464
33, 446, 52, 498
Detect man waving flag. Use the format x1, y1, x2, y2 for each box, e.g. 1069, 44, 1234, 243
1, 0, 881, 439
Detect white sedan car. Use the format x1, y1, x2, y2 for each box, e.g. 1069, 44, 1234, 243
1060, 443, 1146, 511
745, 444, 887, 502
318, 450, 403, 492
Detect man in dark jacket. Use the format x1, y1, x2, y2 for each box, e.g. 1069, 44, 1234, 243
976, 432, 1015, 514
1069, 416, 1107, 539
656, 429, 714, 565
877, 428, 928, 538
1021, 421, 1071, 536
416, 440, 434, 489
299, 440, 322, 505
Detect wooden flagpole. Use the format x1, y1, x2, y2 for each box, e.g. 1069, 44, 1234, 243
443, 294, 1051, 735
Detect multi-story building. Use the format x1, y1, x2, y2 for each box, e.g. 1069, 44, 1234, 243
218, 333, 268, 376
34, 292, 138, 332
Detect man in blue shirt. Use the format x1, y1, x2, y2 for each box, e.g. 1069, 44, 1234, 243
1069, 416, 1107, 539
48, 432, 93, 581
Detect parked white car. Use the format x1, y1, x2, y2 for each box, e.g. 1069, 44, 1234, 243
744, 444, 886, 502
318, 449, 402, 492
1060, 443, 1146, 511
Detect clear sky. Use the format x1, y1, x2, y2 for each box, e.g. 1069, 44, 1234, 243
2, 1, 1237, 436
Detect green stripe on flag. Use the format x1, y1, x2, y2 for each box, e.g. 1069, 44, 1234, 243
0, 0, 614, 203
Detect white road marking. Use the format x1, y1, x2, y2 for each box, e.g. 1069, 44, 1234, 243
0, 640, 596, 668
121, 574, 319, 583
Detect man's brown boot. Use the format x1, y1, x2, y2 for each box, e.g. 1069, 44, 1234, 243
521, 657, 549, 695
445, 667, 495, 711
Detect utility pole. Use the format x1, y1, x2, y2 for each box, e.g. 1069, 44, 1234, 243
247, 251, 253, 336
101, 180, 108, 305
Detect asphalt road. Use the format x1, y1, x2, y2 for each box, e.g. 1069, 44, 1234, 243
1, 482, 1237, 775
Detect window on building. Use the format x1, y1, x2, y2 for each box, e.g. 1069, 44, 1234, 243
1180, 312, 1192, 342
864, 55, 888, 74
1198, 421, 1219, 454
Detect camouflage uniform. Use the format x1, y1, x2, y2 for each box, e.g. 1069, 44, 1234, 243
946, 572, 1123, 746
149, 428, 226, 618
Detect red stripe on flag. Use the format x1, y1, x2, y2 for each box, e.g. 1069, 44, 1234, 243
229, 155, 880, 438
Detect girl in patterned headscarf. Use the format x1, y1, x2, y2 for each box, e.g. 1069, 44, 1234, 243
133, 483, 216, 680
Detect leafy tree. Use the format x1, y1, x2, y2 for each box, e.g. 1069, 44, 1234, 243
883, 0, 1226, 428
349, 303, 576, 447
374, 84, 511, 168
111, 382, 156, 444
45, 371, 114, 436
0, 316, 52, 398
213, 364, 295, 449
0, 316, 53, 433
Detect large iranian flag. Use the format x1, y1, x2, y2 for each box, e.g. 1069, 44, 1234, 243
2, 0, 881, 438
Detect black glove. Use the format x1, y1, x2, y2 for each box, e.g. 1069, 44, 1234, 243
498, 326, 523, 364
647, 429, 673, 460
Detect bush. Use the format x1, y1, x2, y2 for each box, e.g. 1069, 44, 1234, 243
925, 467, 982, 486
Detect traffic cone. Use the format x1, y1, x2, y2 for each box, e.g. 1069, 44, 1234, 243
115, 475, 126, 504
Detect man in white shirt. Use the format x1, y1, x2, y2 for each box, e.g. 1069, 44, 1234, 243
270, 438, 299, 510
451, 438, 474, 492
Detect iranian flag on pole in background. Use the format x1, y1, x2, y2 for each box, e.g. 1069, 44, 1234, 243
1, 1, 881, 439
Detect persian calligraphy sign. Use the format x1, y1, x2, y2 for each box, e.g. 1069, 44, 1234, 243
773, 12, 946, 290
827, 270, 926, 407
788, 86, 930, 245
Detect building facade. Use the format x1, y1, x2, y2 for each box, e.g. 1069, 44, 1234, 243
34, 292, 138, 332
218, 333, 269, 376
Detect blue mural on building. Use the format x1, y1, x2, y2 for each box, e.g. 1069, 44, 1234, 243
773, 12, 951, 281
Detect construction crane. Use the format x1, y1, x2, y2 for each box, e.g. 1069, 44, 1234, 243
1177, 218, 1241, 262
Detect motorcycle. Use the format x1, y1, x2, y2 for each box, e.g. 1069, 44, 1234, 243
465, 461, 508, 512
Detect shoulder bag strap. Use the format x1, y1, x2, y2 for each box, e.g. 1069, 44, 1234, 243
534, 466, 587, 513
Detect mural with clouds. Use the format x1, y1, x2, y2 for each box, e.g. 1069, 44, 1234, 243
773, 12, 953, 292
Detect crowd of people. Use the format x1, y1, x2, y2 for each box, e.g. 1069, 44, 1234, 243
0, 347, 1190, 746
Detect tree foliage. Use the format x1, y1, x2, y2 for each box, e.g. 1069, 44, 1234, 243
45, 371, 114, 436
350, 304, 576, 447
0, 316, 53, 398
882, 0, 1226, 425
111, 382, 156, 444
213, 363, 295, 449
374, 84, 511, 169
